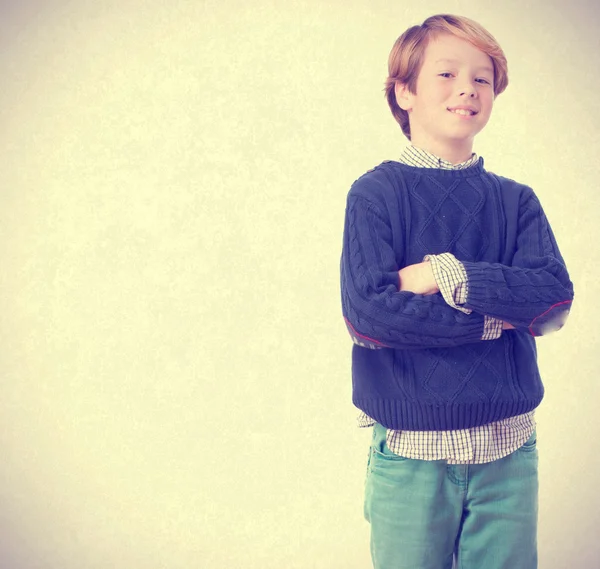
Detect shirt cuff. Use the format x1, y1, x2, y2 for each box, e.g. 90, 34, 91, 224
483, 316, 503, 340
424, 253, 472, 314
455, 282, 467, 305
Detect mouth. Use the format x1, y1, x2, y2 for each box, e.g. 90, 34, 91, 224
448, 108, 478, 117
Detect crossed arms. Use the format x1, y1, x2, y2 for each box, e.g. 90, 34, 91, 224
341, 189, 574, 350
397, 260, 515, 330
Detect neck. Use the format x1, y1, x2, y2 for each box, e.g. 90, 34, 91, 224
409, 134, 474, 165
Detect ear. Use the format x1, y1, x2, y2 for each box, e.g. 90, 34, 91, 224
394, 82, 413, 112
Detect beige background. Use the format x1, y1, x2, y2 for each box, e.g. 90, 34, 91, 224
0, 0, 598, 567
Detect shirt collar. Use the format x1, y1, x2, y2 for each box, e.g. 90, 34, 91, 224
399, 145, 479, 170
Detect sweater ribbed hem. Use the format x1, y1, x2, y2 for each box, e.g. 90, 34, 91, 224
353, 396, 543, 431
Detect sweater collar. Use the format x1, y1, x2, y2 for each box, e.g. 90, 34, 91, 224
399, 145, 479, 170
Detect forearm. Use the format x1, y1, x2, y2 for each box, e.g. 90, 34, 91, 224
461, 259, 573, 334
342, 285, 487, 350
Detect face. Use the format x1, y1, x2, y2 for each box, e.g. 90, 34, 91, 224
395, 33, 495, 160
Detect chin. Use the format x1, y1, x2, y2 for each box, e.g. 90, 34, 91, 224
444, 131, 476, 141
448, 126, 483, 140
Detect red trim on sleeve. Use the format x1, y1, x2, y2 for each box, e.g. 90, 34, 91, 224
344, 317, 389, 347
528, 300, 572, 337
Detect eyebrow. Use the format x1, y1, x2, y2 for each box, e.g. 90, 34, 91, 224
434, 58, 494, 74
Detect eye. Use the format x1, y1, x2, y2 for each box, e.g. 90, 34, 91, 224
439, 73, 453, 78
475, 78, 492, 85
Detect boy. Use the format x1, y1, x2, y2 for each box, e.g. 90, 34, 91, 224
340, 14, 574, 569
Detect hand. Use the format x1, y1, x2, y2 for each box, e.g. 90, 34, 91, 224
398, 261, 439, 296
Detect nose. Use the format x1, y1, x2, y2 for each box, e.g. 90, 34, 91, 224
460, 83, 477, 98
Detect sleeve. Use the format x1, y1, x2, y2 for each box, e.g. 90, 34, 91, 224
425, 253, 503, 340
460, 189, 574, 336
341, 193, 488, 350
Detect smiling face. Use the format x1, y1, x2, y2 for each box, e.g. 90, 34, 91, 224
395, 32, 496, 163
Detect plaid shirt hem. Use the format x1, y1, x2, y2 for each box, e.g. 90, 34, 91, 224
357, 411, 536, 464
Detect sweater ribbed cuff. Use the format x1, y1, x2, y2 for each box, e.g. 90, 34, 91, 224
461, 262, 503, 311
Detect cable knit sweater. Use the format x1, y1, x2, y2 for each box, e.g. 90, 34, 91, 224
340, 158, 574, 431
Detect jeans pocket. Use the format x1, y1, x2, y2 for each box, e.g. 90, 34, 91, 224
371, 423, 409, 462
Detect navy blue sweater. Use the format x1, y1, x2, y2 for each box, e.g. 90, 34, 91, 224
340, 159, 574, 431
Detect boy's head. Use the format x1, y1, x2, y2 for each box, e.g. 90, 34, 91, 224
385, 14, 508, 149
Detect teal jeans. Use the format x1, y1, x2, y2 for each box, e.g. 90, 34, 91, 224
364, 423, 538, 569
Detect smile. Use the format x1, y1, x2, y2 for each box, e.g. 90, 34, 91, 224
448, 108, 477, 116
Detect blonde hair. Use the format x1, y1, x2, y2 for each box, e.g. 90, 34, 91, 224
385, 14, 509, 140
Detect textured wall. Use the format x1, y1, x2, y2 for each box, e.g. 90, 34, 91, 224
0, 1, 597, 567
